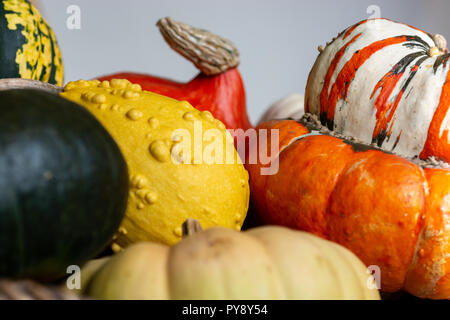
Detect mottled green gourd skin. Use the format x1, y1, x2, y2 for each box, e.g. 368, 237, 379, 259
0, 89, 128, 280
0, 0, 64, 85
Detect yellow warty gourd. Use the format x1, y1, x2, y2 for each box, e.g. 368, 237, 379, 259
61, 79, 250, 247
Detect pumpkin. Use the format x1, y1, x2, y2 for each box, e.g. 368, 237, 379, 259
81, 220, 380, 300
258, 93, 304, 125
305, 18, 450, 163
0, 85, 128, 280
0, 0, 63, 85
246, 117, 450, 299
60, 79, 250, 248
98, 17, 252, 133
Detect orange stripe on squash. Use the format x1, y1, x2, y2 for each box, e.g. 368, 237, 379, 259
420, 67, 450, 162
343, 19, 369, 39
320, 36, 408, 128
370, 69, 405, 141
319, 33, 362, 125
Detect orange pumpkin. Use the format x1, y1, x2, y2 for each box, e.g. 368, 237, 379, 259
246, 119, 449, 299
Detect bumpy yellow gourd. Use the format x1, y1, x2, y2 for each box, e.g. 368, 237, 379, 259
61, 79, 250, 247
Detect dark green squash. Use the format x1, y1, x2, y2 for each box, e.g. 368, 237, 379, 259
0, 89, 128, 280
0, 0, 63, 85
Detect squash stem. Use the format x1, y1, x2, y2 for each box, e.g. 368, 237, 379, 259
182, 219, 203, 238
157, 17, 240, 76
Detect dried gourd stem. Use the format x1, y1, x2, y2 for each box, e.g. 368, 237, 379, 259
157, 17, 240, 76
0, 280, 81, 300
0, 78, 62, 93
182, 219, 203, 238
429, 34, 448, 57
433, 34, 447, 51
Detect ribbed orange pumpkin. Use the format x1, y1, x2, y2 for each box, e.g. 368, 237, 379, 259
246, 119, 449, 299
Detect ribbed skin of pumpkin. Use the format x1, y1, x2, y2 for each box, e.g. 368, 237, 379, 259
305, 18, 450, 163
0, 0, 63, 85
247, 120, 449, 299
82, 226, 380, 300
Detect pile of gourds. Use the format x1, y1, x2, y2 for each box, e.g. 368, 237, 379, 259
0, 0, 448, 300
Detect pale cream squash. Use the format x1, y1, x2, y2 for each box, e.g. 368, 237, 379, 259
81, 221, 380, 300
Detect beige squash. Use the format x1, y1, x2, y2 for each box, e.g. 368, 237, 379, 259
82, 220, 380, 300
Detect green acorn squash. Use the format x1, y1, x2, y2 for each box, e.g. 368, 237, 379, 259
0, 0, 63, 85
0, 88, 128, 280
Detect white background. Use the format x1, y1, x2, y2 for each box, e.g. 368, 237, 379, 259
38, 0, 448, 123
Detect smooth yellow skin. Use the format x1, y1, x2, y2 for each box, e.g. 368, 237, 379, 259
61, 79, 250, 247
83, 226, 380, 300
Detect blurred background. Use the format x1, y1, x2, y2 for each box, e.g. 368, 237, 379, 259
37, 0, 449, 123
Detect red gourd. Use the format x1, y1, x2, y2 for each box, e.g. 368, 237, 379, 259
98, 17, 252, 132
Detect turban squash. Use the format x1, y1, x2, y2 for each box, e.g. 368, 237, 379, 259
0, 0, 63, 85
80, 220, 380, 300
248, 19, 450, 299
305, 18, 450, 163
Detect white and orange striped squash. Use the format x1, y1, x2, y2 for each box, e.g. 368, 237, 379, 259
305, 18, 450, 162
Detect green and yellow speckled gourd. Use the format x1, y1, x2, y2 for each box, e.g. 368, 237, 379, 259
0, 0, 63, 85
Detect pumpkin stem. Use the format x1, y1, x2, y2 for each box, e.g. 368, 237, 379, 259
157, 17, 240, 76
0, 78, 62, 93
429, 34, 448, 57
182, 219, 203, 238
